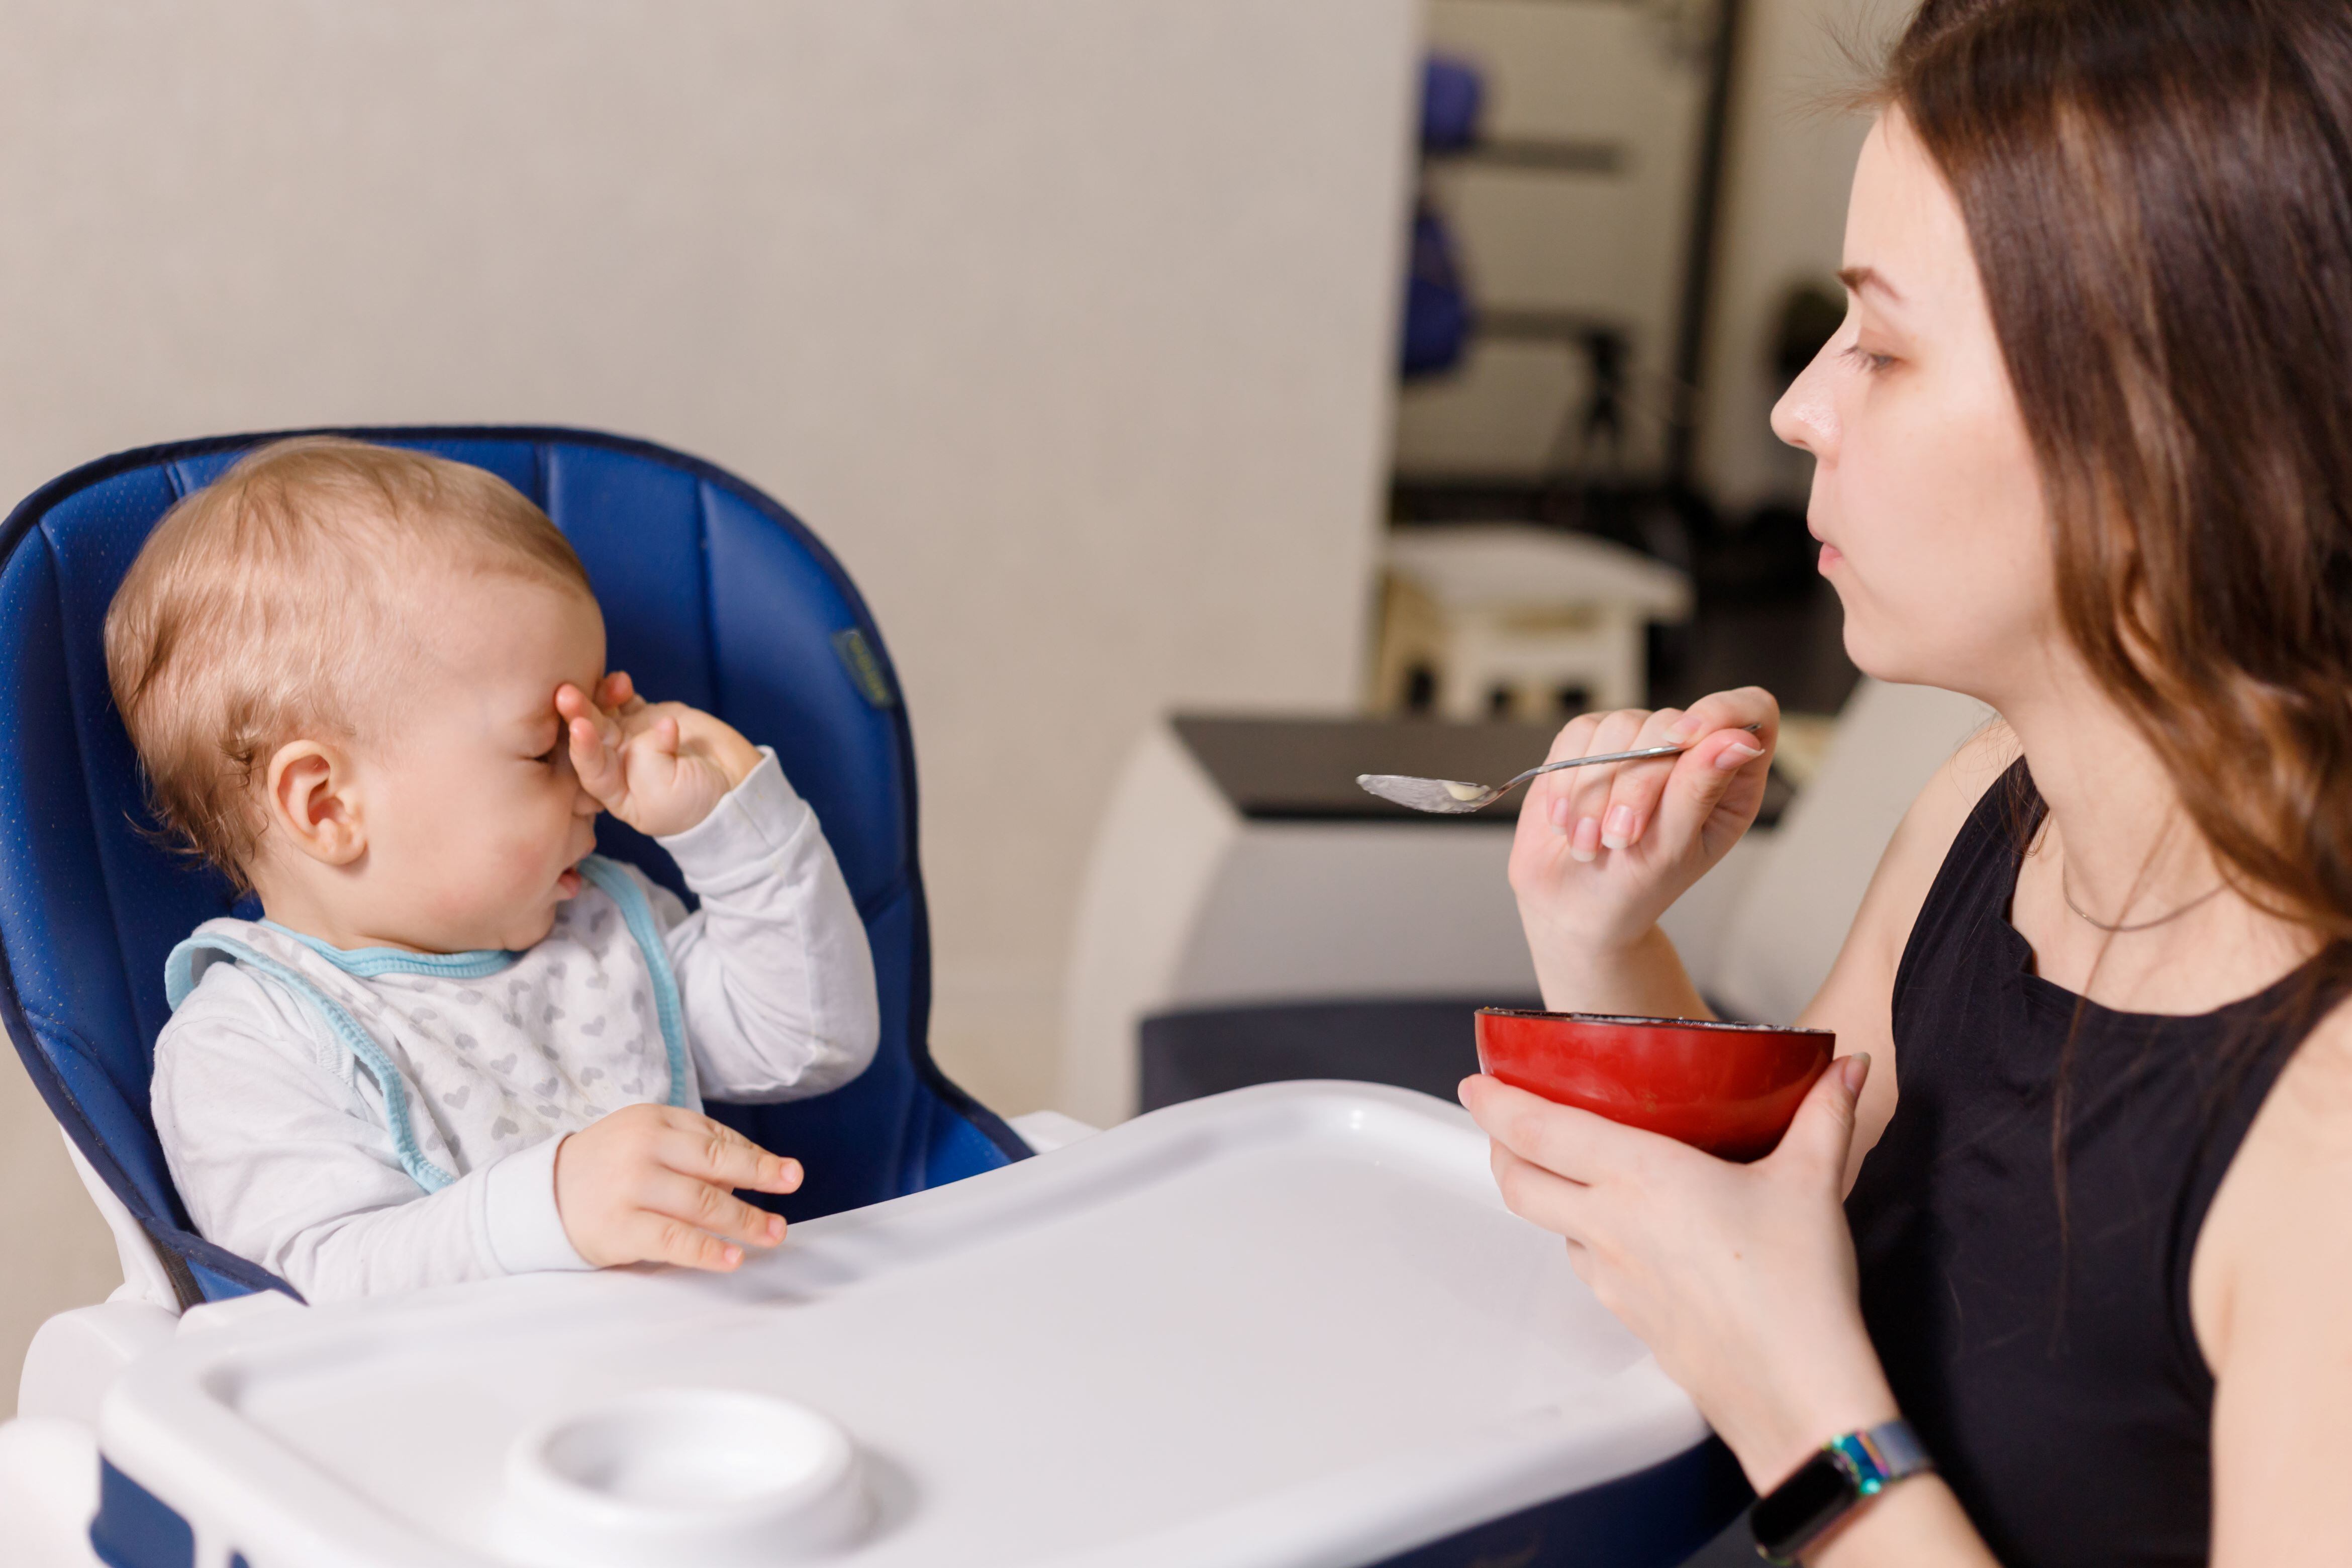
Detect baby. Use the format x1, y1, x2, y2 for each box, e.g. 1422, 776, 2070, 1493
109, 438, 879, 1302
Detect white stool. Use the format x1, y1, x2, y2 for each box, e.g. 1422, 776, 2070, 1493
1378, 524, 1692, 719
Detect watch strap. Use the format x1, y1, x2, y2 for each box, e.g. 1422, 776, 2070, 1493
1826, 1418, 1933, 1496
1751, 1418, 1933, 1564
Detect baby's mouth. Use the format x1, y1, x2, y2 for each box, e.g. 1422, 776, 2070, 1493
556, 866, 583, 899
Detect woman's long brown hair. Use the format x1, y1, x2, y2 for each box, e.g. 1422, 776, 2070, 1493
1887, 0, 2352, 981
1879, 1, 2352, 1240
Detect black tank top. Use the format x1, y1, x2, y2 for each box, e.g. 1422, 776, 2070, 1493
1846, 761, 2331, 1566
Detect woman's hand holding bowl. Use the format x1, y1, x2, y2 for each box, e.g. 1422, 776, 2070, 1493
1482, 684, 1902, 1497
1460, 1059, 1900, 1496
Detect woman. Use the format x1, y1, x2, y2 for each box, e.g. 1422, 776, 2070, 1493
1461, 2, 2352, 1563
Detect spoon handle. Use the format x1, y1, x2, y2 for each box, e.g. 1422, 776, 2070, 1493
1504, 722, 1763, 793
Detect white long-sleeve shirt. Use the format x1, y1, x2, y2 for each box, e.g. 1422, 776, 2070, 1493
151, 750, 879, 1303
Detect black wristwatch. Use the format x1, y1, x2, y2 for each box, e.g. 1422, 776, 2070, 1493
1749, 1418, 1933, 1564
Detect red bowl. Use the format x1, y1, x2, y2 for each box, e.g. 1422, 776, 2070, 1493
1474, 1008, 1835, 1162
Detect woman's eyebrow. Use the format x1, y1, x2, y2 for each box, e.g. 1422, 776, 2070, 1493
1838, 264, 1906, 305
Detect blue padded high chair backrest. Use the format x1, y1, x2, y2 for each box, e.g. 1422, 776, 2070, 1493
0, 427, 1026, 1305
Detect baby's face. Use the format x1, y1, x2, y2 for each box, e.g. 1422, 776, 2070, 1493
355, 574, 608, 952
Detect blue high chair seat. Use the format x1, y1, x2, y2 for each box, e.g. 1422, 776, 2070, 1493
0, 426, 1029, 1307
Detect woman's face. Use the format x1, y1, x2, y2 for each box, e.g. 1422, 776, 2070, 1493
1772, 109, 2059, 700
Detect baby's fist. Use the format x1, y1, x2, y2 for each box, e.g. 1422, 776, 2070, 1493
552, 1103, 803, 1271
558, 671, 762, 839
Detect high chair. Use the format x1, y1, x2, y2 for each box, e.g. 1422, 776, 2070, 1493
0, 428, 1037, 1354
1, 430, 1740, 1568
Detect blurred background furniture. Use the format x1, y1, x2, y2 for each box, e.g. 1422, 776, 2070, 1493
1396, 1, 1733, 508
1377, 522, 1693, 718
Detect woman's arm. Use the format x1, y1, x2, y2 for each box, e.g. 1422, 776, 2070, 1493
1469, 723, 2022, 1561
1464, 1065, 2002, 1565
1512, 686, 2011, 1178
2194, 1005, 2352, 1565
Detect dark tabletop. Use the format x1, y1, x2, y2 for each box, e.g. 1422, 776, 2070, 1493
1171, 714, 1794, 827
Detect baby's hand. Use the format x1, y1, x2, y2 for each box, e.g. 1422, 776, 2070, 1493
552, 1103, 803, 1271
557, 671, 763, 839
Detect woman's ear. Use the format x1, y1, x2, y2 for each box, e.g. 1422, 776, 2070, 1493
264, 740, 365, 866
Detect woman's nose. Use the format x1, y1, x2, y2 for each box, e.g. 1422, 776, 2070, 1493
1771, 343, 1840, 460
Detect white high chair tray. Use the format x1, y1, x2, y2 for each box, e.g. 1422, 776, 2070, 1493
99, 1083, 1710, 1568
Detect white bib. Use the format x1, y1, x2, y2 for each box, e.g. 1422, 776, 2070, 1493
164, 856, 695, 1191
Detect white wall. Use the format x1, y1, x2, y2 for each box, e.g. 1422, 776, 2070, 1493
1697, 0, 1910, 512
0, 0, 1419, 1410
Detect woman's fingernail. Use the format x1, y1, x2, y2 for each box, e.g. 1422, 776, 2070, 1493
1602, 804, 1636, 849
1714, 741, 1765, 771
1571, 816, 1601, 862
1549, 795, 1571, 832
1841, 1052, 1872, 1093
767, 1216, 785, 1241
1665, 719, 1698, 743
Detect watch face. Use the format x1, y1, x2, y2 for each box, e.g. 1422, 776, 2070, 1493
1751, 1451, 1859, 1556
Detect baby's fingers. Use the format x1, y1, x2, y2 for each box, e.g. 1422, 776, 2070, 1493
639, 1168, 787, 1252
567, 712, 626, 800
628, 1213, 749, 1273
554, 681, 615, 735
658, 1111, 803, 1196
600, 670, 648, 717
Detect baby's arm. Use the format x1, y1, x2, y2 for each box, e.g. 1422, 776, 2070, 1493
649, 750, 881, 1101
157, 968, 806, 1298
154, 966, 587, 1302
558, 670, 879, 1102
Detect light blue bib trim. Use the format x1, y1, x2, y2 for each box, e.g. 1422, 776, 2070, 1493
164, 935, 458, 1193
258, 923, 516, 981
574, 856, 692, 1109
164, 855, 693, 1194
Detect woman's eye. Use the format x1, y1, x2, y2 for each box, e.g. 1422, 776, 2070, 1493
1842, 344, 1897, 374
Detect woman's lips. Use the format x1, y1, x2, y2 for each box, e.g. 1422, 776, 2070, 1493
1818, 542, 1845, 571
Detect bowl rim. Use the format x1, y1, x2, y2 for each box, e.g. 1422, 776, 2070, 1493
1475, 1006, 1835, 1037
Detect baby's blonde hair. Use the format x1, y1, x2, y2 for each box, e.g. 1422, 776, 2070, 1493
104, 437, 593, 890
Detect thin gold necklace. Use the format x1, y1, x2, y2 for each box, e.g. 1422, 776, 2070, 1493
2060, 870, 2225, 934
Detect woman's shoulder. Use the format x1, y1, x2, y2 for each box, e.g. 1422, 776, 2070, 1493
2187, 987, 2352, 1450
2225, 987, 2352, 1192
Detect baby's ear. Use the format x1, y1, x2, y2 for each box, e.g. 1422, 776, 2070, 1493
264, 739, 365, 866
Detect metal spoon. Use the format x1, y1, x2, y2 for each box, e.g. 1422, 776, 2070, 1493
1356, 724, 1763, 815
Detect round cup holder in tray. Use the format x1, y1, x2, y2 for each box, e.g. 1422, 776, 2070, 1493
495, 1388, 867, 1565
